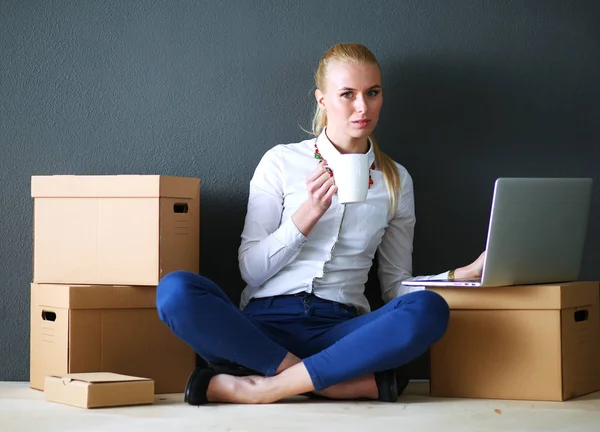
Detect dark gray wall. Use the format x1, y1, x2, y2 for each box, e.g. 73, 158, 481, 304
1, 1, 599, 381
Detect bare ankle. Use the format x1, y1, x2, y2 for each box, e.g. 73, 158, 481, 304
315, 374, 378, 400
207, 361, 314, 405
275, 352, 302, 374
207, 375, 270, 404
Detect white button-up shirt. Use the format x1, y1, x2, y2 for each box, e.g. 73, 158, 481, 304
238, 131, 448, 314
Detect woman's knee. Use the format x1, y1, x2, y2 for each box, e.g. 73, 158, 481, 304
156, 270, 219, 319
417, 290, 449, 314
416, 290, 450, 340
156, 270, 192, 317
400, 290, 450, 343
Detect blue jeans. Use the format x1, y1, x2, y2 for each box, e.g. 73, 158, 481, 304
156, 270, 449, 391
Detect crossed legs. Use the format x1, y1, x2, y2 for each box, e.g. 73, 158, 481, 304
156, 271, 449, 404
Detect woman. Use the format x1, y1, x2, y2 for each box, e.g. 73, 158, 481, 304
157, 43, 485, 405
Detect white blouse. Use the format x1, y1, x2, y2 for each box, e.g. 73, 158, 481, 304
238, 130, 448, 314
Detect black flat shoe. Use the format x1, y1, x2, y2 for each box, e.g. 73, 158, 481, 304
184, 367, 218, 405
374, 369, 398, 402
396, 375, 410, 396
184, 364, 263, 406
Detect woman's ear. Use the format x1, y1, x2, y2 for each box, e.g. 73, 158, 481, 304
315, 89, 326, 111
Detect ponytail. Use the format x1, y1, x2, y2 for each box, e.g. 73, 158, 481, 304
370, 134, 401, 215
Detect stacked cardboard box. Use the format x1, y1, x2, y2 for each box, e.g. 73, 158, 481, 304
30, 175, 199, 395
427, 281, 600, 401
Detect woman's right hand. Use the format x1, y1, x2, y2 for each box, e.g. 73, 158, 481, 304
291, 159, 338, 236
305, 159, 338, 214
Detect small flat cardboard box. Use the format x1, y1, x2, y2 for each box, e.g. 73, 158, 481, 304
31, 175, 200, 286
45, 373, 154, 409
428, 281, 600, 401
30, 283, 196, 394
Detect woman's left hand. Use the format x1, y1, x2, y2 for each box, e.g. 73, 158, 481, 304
454, 251, 486, 279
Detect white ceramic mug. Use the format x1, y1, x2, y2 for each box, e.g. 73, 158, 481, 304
331, 154, 370, 204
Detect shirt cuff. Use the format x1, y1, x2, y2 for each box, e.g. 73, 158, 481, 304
439, 270, 451, 280
272, 218, 307, 250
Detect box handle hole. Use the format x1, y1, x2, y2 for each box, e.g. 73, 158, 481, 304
173, 203, 188, 213
42, 311, 56, 322
574, 309, 589, 322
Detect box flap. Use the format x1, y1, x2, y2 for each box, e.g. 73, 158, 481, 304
159, 176, 200, 200
560, 282, 600, 309
426, 281, 599, 310
561, 301, 600, 400
31, 283, 157, 309
30, 287, 70, 391
52, 372, 152, 384
31, 175, 199, 198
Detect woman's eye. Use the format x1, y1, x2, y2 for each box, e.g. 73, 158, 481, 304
341, 92, 354, 98
367, 90, 380, 97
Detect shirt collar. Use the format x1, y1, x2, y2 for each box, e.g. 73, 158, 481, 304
316, 128, 376, 168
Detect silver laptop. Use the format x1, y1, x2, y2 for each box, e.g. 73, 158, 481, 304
402, 177, 593, 288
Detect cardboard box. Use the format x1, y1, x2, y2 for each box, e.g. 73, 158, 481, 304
428, 281, 600, 401
31, 175, 200, 286
45, 373, 154, 408
30, 283, 196, 394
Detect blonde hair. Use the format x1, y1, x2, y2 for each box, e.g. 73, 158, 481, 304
310, 43, 401, 213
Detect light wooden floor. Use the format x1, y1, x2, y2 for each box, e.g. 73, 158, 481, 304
2, 381, 600, 431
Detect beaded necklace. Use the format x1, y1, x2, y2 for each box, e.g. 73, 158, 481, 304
314, 143, 375, 188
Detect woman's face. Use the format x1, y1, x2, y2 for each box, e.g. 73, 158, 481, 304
316, 61, 383, 142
